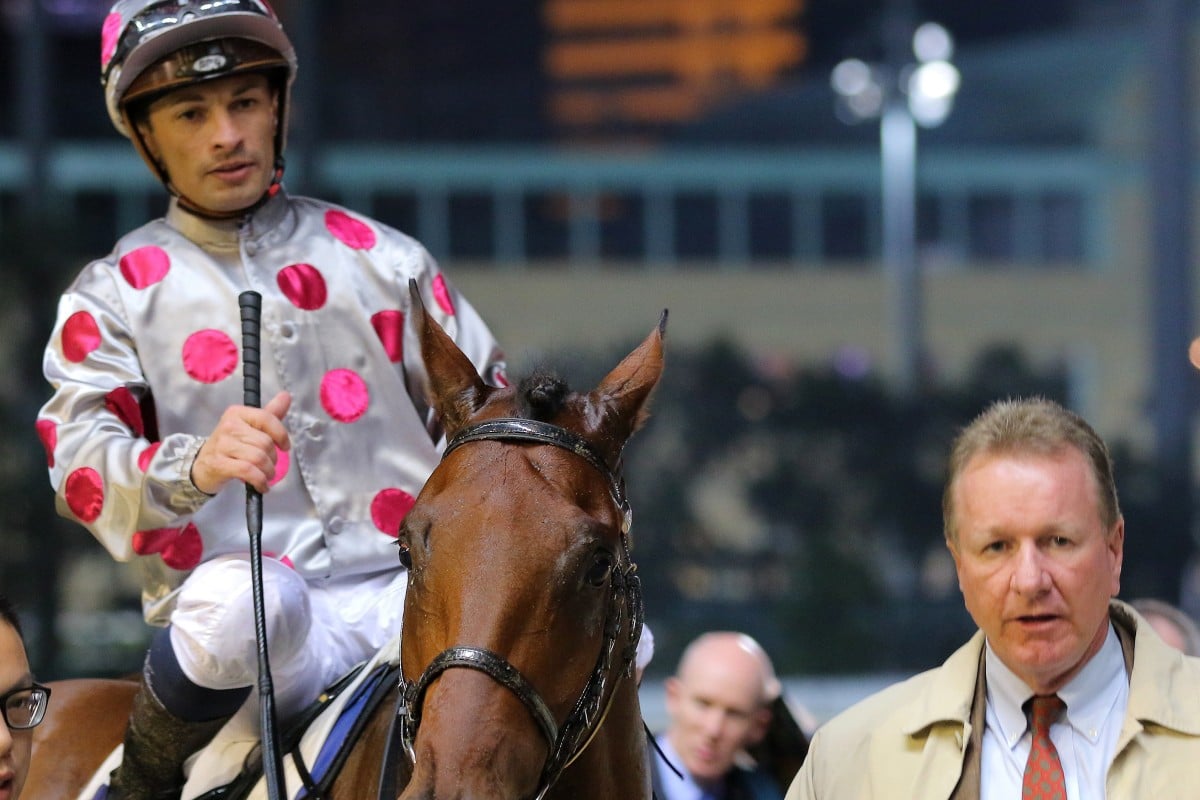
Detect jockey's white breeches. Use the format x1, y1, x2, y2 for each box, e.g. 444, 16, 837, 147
168, 555, 408, 721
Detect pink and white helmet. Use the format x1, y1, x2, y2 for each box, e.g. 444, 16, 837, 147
100, 0, 297, 162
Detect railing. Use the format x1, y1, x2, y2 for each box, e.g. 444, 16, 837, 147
0, 141, 1130, 268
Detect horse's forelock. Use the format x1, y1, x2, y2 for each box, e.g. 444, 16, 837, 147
516, 369, 571, 421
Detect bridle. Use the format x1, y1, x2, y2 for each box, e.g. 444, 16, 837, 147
396, 417, 645, 800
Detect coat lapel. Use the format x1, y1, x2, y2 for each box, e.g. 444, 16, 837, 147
890, 631, 984, 799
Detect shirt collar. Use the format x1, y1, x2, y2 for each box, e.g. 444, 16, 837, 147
165, 190, 290, 252
984, 622, 1125, 747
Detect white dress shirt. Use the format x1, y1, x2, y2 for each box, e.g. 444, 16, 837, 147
980, 622, 1128, 799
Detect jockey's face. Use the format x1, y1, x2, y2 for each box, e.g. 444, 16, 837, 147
0, 620, 33, 800
136, 72, 279, 216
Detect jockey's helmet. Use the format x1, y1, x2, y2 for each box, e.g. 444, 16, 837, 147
100, 0, 297, 196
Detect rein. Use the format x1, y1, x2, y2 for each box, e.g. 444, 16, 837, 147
396, 417, 645, 800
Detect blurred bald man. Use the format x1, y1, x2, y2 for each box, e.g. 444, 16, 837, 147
1130, 597, 1200, 657
652, 631, 785, 800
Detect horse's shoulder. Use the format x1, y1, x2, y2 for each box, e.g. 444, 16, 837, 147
26, 676, 138, 800
47, 675, 139, 688
43, 676, 140, 716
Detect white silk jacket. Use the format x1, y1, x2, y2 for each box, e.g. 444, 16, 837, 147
39, 192, 506, 624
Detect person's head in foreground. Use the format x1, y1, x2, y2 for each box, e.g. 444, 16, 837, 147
943, 396, 1123, 695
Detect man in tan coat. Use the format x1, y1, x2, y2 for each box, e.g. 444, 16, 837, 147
788, 397, 1200, 799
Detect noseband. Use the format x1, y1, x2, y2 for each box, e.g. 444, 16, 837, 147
397, 418, 645, 800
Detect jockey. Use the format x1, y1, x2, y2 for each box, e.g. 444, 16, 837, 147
37, 1, 507, 797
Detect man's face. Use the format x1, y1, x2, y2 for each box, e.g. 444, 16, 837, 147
948, 447, 1123, 694
664, 653, 769, 786
0, 622, 33, 800
138, 73, 278, 215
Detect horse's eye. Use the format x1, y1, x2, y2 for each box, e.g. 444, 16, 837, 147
585, 552, 614, 587
398, 542, 413, 569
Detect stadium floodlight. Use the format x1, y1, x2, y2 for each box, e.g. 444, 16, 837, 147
829, 20, 958, 394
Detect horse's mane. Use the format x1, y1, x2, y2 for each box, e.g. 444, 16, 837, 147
516, 368, 571, 421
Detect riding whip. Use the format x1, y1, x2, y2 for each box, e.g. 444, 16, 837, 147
239, 290, 286, 800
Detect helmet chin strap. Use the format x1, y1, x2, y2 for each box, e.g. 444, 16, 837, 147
169, 156, 286, 221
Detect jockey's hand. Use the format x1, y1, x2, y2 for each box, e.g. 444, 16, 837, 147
191, 391, 292, 496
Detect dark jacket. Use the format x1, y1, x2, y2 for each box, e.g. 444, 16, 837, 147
650, 741, 785, 800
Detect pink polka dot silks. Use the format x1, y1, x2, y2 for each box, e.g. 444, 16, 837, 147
133, 523, 204, 571
119, 246, 170, 289
182, 329, 239, 384
137, 442, 162, 472
39, 193, 506, 649
105, 386, 145, 438
62, 311, 101, 363
320, 369, 370, 423
432, 274, 456, 315
371, 310, 404, 363
278, 263, 327, 310
269, 446, 290, 487
65, 467, 104, 523
371, 488, 416, 536
325, 210, 376, 250
35, 419, 56, 468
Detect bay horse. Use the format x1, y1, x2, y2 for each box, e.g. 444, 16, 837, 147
26, 290, 664, 800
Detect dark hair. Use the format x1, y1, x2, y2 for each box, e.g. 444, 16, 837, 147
0, 594, 23, 639
516, 369, 570, 422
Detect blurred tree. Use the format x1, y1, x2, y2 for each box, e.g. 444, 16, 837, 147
0, 209, 76, 675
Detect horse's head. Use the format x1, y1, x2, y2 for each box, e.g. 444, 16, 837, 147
396, 282, 663, 799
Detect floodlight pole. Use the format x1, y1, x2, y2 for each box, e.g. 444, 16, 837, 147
881, 0, 922, 396
880, 99, 920, 397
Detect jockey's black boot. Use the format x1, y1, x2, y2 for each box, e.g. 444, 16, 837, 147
106, 671, 232, 800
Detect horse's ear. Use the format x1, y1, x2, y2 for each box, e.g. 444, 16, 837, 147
410, 279, 493, 437
584, 310, 667, 463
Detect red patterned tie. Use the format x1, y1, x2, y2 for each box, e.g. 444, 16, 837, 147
1022, 695, 1067, 800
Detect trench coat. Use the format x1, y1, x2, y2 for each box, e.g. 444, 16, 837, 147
787, 601, 1200, 799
